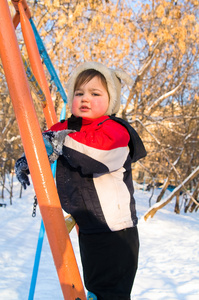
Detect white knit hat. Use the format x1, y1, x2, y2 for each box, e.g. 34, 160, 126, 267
66, 62, 133, 115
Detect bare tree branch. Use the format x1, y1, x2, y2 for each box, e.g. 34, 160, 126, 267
146, 76, 186, 115
144, 166, 199, 220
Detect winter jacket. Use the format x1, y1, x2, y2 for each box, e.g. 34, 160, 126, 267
49, 115, 146, 234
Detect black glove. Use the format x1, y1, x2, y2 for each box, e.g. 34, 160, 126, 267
68, 115, 82, 131
42, 129, 75, 164
14, 156, 30, 189
15, 130, 75, 189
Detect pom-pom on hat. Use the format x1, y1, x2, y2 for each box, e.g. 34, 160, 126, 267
66, 62, 133, 116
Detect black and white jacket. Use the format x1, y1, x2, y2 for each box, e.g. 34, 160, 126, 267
49, 115, 146, 234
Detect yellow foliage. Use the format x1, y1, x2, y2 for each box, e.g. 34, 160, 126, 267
57, 14, 67, 27
78, 22, 85, 30
56, 33, 63, 43
73, 3, 85, 18
192, 47, 196, 55
84, 50, 90, 60
4, 0, 199, 188
141, 13, 147, 21
145, 4, 150, 10
87, 25, 92, 33
178, 41, 186, 54
53, 0, 60, 7
107, 37, 118, 48
188, 14, 196, 22
105, 23, 112, 35
147, 33, 157, 46
195, 23, 199, 34
111, 8, 117, 18
113, 22, 125, 34
156, 5, 165, 18
179, 28, 187, 40
161, 16, 168, 25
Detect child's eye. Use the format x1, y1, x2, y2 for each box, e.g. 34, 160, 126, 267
75, 92, 83, 96
92, 93, 100, 96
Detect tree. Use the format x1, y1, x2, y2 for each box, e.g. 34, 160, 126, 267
1, 0, 198, 212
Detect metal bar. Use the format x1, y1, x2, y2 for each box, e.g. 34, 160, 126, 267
30, 18, 68, 104
18, 1, 57, 128
11, 0, 31, 28
28, 219, 45, 300
0, 2, 86, 299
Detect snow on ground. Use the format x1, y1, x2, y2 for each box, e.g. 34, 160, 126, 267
0, 179, 199, 300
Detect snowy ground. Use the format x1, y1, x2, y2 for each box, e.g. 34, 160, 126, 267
0, 179, 199, 300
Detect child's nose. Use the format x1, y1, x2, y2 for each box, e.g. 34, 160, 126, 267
82, 93, 89, 102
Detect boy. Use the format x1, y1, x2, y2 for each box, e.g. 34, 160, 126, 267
15, 62, 146, 300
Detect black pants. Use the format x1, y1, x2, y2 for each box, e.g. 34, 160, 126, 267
79, 227, 139, 300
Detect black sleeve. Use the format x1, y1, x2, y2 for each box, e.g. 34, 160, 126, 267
109, 115, 147, 162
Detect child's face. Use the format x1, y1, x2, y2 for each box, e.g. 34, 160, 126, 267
72, 76, 109, 119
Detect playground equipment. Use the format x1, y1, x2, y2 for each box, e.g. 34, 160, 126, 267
0, 1, 86, 299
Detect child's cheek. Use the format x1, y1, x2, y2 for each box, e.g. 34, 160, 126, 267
71, 99, 78, 115
94, 99, 109, 114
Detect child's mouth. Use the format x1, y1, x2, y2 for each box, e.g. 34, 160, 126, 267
80, 106, 90, 111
